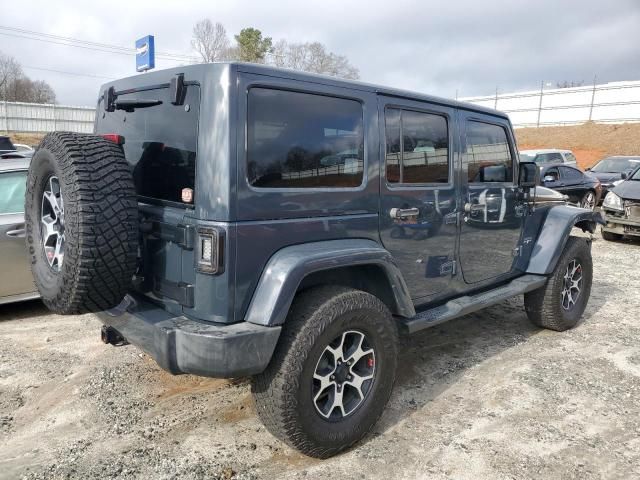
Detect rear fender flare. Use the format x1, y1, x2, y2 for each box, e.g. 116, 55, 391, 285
244, 239, 415, 327
526, 206, 604, 275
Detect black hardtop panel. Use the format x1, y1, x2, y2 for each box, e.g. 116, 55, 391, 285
99, 62, 508, 120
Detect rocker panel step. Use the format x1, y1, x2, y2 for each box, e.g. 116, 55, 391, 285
399, 274, 548, 334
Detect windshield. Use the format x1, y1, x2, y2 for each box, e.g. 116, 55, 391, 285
97, 85, 200, 206
632, 168, 640, 180
519, 153, 536, 162
591, 157, 640, 173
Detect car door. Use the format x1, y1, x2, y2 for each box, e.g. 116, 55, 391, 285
0, 169, 36, 298
378, 96, 458, 301
458, 112, 525, 285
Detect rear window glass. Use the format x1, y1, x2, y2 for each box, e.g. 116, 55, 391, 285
97, 85, 200, 206
247, 88, 364, 188
0, 170, 27, 214
0, 137, 15, 151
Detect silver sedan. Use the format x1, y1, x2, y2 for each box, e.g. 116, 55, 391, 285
0, 158, 38, 304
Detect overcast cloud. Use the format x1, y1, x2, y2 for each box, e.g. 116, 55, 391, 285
1, 0, 639, 106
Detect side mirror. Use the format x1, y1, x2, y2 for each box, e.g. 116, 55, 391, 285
543, 175, 556, 183
519, 161, 539, 188
621, 172, 628, 179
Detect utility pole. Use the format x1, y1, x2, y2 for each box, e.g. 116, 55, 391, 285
536, 80, 544, 127
588, 75, 597, 122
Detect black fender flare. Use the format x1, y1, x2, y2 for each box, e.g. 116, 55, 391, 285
244, 239, 415, 327
526, 206, 604, 275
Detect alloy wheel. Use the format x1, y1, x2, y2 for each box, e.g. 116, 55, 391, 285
312, 330, 376, 420
41, 175, 65, 271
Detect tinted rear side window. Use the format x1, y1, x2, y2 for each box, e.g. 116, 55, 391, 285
97, 85, 200, 206
0, 137, 15, 151
247, 88, 364, 188
466, 121, 513, 183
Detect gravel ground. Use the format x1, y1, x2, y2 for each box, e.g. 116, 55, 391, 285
1, 231, 639, 480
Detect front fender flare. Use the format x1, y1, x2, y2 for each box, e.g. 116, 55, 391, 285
526, 206, 604, 275
244, 239, 415, 327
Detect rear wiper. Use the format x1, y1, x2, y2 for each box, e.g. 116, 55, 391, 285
114, 99, 162, 112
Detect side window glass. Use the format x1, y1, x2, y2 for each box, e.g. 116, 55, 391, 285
384, 108, 449, 184
544, 168, 560, 182
247, 88, 364, 188
466, 121, 514, 183
0, 171, 27, 214
561, 167, 582, 180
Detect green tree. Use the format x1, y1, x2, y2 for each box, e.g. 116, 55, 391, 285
234, 28, 273, 63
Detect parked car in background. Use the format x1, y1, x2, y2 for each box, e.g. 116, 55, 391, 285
0, 158, 38, 304
0, 135, 34, 160
519, 149, 578, 167
587, 156, 640, 200
601, 165, 640, 241
540, 164, 601, 210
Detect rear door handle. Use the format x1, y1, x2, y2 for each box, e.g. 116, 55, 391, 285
390, 207, 419, 219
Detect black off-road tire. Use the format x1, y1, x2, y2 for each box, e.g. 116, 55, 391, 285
252, 286, 398, 458
601, 228, 623, 242
25, 132, 138, 314
524, 236, 593, 331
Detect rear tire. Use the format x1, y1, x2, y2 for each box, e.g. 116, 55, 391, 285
252, 286, 398, 458
601, 228, 623, 242
524, 236, 592, 331
25, 132, 138, 314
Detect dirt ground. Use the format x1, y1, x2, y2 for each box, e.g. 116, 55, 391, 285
1, 230, 640, 480
516, 122, 640, 170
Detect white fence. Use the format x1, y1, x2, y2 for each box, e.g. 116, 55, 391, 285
462, 80, 640, 128
0, 101, 95, 133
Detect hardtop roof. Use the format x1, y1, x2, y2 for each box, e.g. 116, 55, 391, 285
101, 62, 509, 120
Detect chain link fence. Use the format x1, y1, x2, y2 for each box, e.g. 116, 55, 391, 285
461, 80, 640, 128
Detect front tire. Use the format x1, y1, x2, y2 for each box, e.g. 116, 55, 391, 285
524, 236, 593, 331
252, 286, 398, 458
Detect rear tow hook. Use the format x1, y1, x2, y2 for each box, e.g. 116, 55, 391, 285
100, 326, 128, 346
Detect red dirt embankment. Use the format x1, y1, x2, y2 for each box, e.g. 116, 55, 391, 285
516, 122, 640, 170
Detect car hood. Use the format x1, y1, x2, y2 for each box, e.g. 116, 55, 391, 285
612, 180, 640, 201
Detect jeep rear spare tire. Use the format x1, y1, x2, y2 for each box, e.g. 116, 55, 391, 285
25, 132, 138, 314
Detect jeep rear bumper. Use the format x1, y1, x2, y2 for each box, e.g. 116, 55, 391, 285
97, 294, 281, 378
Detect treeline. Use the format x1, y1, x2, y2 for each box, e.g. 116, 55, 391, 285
191, 21, 359, 80
0, 51, 56, 104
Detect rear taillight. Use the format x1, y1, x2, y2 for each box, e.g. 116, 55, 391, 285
101, 134, 125, 145
196, 227, 224, 275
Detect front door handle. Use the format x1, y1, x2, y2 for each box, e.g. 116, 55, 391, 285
390, 207, 419, 219
6, 228, 25, 238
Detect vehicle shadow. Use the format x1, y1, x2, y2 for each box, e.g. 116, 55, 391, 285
370, 275, 616, 437
0, 299, 47, 322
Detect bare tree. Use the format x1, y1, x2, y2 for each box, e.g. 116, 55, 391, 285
0, 52, 23, 98
0, 50, 56, 103
191, 19, 231, 62
268, 41, 359, 79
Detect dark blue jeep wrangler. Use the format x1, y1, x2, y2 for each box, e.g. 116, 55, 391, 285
25, 63, 603, 458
